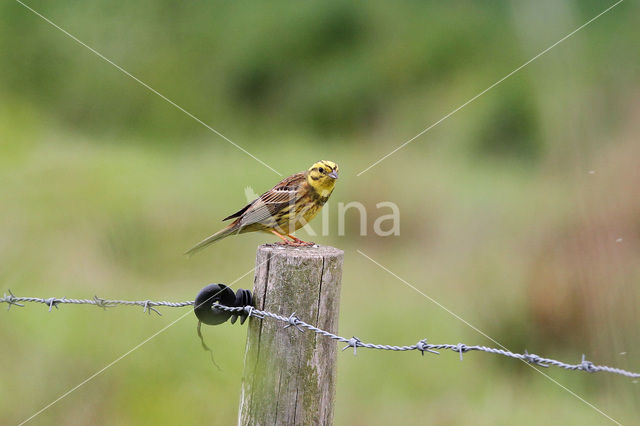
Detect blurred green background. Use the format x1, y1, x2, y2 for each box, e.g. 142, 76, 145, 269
1, 0, 639, 424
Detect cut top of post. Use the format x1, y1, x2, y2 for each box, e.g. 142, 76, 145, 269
257, 243, 344, 258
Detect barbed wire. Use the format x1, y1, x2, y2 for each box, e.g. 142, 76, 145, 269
3, 290, 639, 380
0, 289, 194, 315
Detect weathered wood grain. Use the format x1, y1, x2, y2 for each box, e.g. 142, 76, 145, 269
239, 244, 344, 426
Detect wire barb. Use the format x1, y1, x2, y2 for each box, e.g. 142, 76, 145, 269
3, 290, 640, 379
416, 339, 439, 356
523, 350, 549, 368
3, 290, 24, 310
141, 300, 162, 316
455, 343, 467, 361
93, 295, 114, 310
283, 312, 304, 332
44, 297, 60, 312
243, 305, 263, 320
580, 354, 596, 373
342, 337, 362, 355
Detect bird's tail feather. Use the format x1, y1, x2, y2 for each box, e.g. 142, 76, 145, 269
185, 225, 239, 256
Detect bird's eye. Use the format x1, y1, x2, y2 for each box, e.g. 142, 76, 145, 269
318, 167, 325, 173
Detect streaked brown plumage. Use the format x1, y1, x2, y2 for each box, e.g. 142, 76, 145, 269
186, 160, 339, 254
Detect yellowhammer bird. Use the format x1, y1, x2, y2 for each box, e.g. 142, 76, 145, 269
186, 160, 339, 254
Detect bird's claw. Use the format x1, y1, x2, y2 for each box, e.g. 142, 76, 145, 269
275, 240, 314, 247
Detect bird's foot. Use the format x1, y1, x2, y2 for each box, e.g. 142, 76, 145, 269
270, 230, 315, 247
287, 235, 315, 246
277, 241, 315, 247
271, 230, 293, 245
294, 241, 316, 247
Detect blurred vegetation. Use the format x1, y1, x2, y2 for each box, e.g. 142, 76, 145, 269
1, 1, 640, 425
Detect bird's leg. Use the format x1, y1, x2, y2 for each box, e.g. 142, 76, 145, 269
287, 234, 315, 247
271, 229, 293, 245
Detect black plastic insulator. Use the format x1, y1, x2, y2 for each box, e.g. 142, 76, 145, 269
230, 289, 253, 325
194, 284, 235, 325
235, 289, 253, 309
194, 284, 254, 326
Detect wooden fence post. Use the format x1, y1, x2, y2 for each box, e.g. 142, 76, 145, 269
239, 244, 344, 426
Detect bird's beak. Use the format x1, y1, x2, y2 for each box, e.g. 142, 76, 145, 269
328, 170, 338, 179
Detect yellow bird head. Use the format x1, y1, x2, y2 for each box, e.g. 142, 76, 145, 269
306, 160, 339, 196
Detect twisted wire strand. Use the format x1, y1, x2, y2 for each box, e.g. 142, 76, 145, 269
215, 305, 640, 378
3, 291, 639, 379
1, 290, 194, 314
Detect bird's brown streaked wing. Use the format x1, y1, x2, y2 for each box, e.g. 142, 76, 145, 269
238, 193, 294, 227
221, 172, 304, 222
222, 202, 254, 221
237, 173, 306, 228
